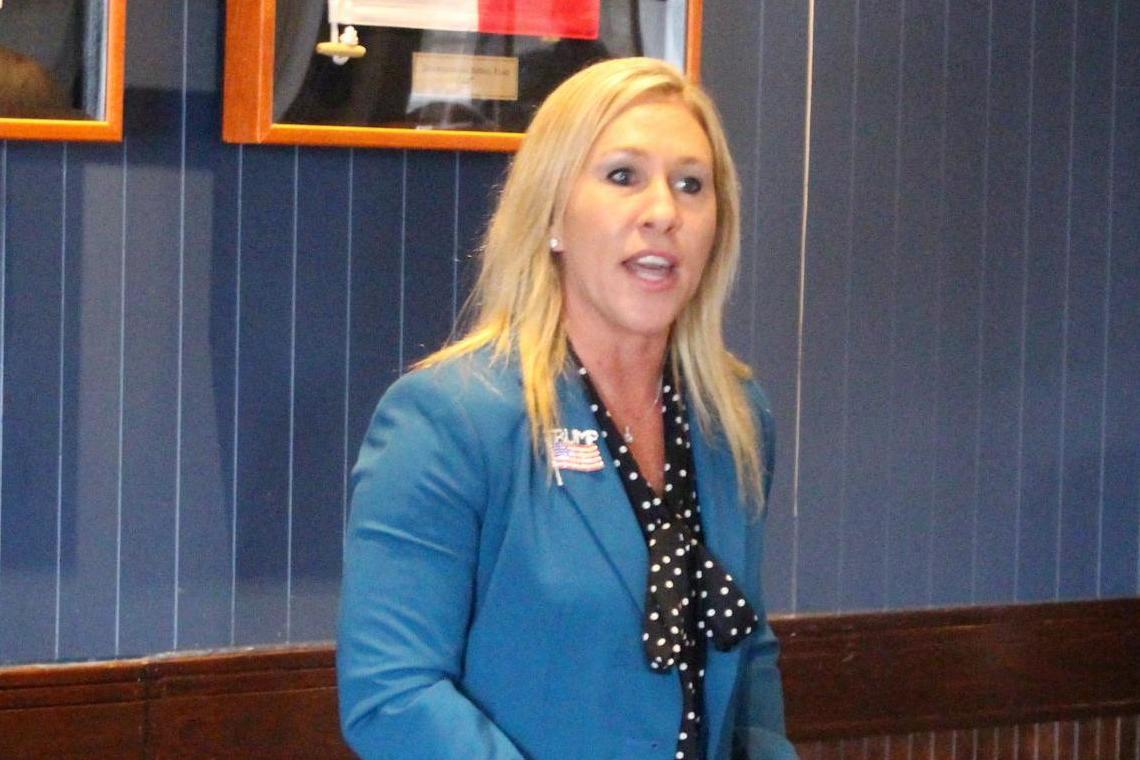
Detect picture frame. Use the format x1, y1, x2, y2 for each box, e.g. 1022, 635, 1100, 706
223, 0, 702, 152
0, 0, 126, 142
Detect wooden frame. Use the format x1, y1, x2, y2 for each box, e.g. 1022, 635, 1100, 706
223, 0, 703, 152
0, 0, 127, 142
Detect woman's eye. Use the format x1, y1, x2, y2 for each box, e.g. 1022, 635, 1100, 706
606, 167, 634, 186
675, 176, 703, 194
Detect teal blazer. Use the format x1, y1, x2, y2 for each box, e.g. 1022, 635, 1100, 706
338, 350, 796, 760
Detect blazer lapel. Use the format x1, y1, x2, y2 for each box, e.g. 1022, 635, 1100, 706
548, 366, 753, 750
551, 372, 647, 615
690, 418, 746, 581
690, 415, 748, 748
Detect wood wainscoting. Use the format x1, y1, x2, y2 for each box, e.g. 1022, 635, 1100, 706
772, 598, 1140, 759
1, 599, 1137, 758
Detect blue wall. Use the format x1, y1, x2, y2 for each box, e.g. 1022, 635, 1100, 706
0, 0, 1136, 665
715, 0, 1140, 614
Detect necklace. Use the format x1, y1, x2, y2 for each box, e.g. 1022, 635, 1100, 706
622, 383, 663, 444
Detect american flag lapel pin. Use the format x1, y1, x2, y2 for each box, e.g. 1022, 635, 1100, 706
549, 427, 605, 484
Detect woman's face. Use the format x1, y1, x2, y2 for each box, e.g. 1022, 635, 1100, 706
554, 96, 717, 348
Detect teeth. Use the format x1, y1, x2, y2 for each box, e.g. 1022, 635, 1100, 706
627, 257, 672, 281
633, 255, 671, 269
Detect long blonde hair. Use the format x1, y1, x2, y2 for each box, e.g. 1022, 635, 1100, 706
421, 57, 765, 508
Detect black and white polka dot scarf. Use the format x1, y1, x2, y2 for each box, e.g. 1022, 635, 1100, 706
574, 358, 759, 760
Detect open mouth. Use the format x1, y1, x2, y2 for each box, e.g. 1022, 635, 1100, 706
624, 254, 676, 282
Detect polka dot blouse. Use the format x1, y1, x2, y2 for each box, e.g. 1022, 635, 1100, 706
575, 359, 759, 760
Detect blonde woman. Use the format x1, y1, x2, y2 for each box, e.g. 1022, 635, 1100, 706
338, 57, 796, 760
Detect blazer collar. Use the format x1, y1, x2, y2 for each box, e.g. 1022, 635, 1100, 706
552, 366, 750, 742
553, 371, 647, 614
689, 414, 746, 584
689, 411, 748, 745
551, 370, 747, 616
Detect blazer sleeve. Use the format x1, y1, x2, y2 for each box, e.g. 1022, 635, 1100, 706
337, 371, 526, 760
733, 389, 799, 760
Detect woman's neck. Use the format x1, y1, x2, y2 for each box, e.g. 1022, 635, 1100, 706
565, 328, 667, 409
567, 326, 669, 492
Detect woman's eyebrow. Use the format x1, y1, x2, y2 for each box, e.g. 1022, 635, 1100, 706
595, 146, 711, 166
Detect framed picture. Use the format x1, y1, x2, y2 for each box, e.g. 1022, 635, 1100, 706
223, 0, 702, 152
0, 0, 126, 142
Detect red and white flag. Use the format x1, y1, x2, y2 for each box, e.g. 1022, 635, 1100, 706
328, 0, 601, 40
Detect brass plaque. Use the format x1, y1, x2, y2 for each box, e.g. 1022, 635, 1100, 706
411, 52, 519, 102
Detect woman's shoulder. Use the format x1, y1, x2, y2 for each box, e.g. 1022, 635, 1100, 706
740, 376, 773, 420
716, 352, 773, 421
728, 369, 774, 443
730, 372, 776, 486
382, 346, 526, 428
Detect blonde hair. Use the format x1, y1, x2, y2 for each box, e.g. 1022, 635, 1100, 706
421, 57, 765, 508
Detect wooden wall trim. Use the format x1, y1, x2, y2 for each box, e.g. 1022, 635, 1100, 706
774, 598, 1140, 740
0, 646, 348, 759
0, 600, 1137, 756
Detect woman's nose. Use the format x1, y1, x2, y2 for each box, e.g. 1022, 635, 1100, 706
641, 176, 680, 232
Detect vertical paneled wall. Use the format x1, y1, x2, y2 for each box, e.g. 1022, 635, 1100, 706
709, 0, 1139, 613
0, 1, 507, 664
1, 0, 1138, 665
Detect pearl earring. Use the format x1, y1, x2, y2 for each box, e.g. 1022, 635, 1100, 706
549, 237, 561, 251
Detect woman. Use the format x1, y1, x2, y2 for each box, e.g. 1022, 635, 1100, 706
338, 57, 796, 760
